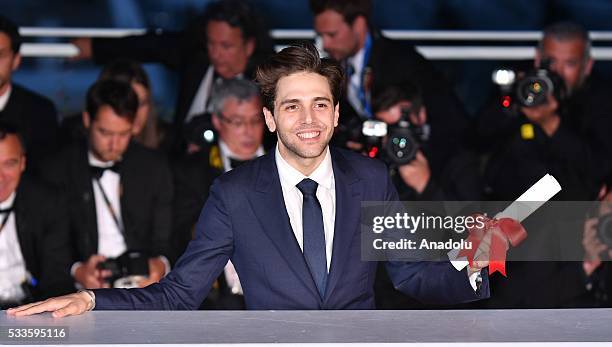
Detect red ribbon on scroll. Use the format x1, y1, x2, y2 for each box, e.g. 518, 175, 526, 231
457, 215, 528, 276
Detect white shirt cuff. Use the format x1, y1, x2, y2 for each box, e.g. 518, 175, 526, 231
157, 256, 171, 276
468, 270, 481, 291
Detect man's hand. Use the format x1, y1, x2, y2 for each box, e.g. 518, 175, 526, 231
6, 291, 94, 318
520, 94, 561, 136
74, 255, 111, 289
69, 37, 93, 60
137, 257, 167, 287
397, 151, 431, 194
582, 217, 611, 276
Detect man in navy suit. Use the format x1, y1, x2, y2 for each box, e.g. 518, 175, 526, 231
8, 43, 489, 317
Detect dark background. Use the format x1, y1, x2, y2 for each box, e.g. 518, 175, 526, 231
6, 0, 612, 121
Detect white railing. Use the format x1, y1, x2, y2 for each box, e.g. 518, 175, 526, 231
18, 27, 612, 60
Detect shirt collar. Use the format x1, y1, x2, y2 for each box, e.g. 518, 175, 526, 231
88, 151, 118, 168
275, 145, 334, 190
219, 139, 264, 172
348, 44, 367, 78
0, 191, 16, 209
0, 84, 12, 112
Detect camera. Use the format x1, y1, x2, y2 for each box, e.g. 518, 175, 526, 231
597, 213, 612, 249
362, 107, 430, 166
97, 251, 150, 288
492, 60, 566, 111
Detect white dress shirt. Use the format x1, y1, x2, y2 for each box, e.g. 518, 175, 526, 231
71, 153, 171, 283
88, 152, 127, 259
274, 145, 480, 291
219, 140, 264, 173
185, 66, 215, 123
347, 45, 367, 117
184, 67, 245, 123
0, 192, 28, 302
276, 146, 336, 271
0, 84, 12, 112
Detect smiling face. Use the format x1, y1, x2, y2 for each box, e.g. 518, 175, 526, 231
263, 71, 339, 174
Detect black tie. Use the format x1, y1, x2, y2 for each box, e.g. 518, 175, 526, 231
229, 158, 249, 170
296, 178, 328, 299
89, 163, 121, 180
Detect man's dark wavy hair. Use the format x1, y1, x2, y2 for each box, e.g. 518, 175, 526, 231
255, 42, 344, 112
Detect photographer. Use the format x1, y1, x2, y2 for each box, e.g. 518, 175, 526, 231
42, 80, 173, 290
475, 21, 612, 201
372, 84, 483, 309
309, 0, 469, 154
580, 182, 612, 307
372, 84, 483, 201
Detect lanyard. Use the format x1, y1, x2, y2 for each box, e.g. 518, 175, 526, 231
350, 32, 373, 118
93, 178, 125, 236
0, 207, 13, 235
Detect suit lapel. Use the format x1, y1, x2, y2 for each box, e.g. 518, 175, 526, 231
324, 148, 362, 300
247, 151, 320, 299
75, 145, 99, 255
118, 143, 138, 247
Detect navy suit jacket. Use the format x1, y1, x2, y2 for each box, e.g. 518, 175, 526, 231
94, 147, 489, 309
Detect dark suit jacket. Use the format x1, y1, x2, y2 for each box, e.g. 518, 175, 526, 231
0, 84, 59, 173
41, 141, 174, 262
93, 147, 489, 310
172, 145, 223, 262
14, 176, 74, 301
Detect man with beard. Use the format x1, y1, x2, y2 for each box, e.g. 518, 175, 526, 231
8, 44, 489, 317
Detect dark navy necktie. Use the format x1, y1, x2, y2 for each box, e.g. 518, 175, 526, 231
296, 178, 328, 299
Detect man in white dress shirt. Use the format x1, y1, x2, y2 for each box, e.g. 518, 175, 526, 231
0, 122, 73, 309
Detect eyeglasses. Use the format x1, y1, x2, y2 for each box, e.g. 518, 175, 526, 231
217, 112, 264, 130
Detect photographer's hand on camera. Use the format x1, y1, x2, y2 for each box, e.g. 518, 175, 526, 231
137, 257, 167, 287
582, 217, 610, 276
397, 151, 431, 194
520, 94, 561, 136
74, 255, 111, 289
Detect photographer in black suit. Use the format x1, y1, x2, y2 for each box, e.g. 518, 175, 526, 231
0, 16, 58, 174
0, 122, 72, 309
42, 80, 173, 290
475, 22, 612, 308
309, 0, 469, 157
477, 21, 612, 201
372, 84, 482, 202
370, 84, 482, 309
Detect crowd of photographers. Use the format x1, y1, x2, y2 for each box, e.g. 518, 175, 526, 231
1, 0, 612, 310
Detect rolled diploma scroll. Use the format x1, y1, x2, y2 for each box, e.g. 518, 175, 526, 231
448, 174, 562, 271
